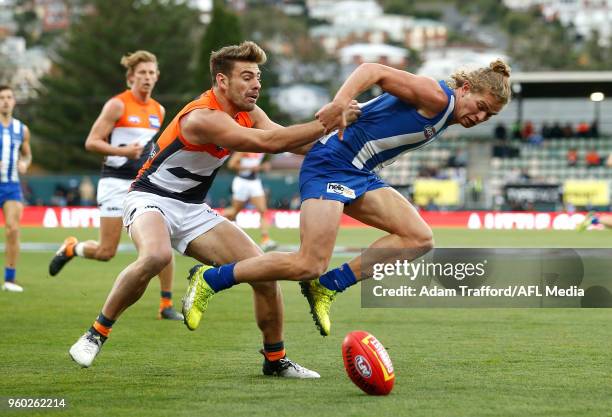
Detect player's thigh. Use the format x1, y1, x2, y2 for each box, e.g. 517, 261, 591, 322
250, 195, 268, 213
2, 200, 23, 228
230, 198, 248, 213
129, 211, 173, 256
98, 216, 123, 250
344, 187, 431, 238
298, 198, 344, 264
185, 220, 262, 265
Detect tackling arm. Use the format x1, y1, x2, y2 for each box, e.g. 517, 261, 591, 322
181, 108, 325, 154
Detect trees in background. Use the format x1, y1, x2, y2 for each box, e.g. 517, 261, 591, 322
30, 0, 200, 171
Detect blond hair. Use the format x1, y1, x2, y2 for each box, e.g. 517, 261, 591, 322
120, 50, 158, 87
448, 59, 512, 105
209, 41, 267, 85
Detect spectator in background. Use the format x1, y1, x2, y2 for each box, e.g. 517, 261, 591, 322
550, 122, 563, 138
511, 120, 522, 139
562, 122, 574, 138
567, 148, 578, 167
541, 122, 551, 139
576, 121, 590, 138
585, 148, 602, 167
66, 178, 80, 206
20, 180, 34, 206
447, 148, 467, 168
79, 176, 95, 206
527, 131, 543, 146
521, 120, 534, 140
590, 120, 599, 138
51, 184, 68, 207
519, 168, 532, 182
494, 122, 507, 141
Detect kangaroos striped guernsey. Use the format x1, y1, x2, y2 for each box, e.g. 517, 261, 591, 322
101, 90, 163, 179
132, 89, 254, 203
0, 118, 25, 184
319, 80, 455, 172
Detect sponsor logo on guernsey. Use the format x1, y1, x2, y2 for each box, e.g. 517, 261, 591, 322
148, 115, 160, 129
424, 124, 436, 140
326, 183, 356, 199
128, 115, 141, 124
354, 355, 372, 378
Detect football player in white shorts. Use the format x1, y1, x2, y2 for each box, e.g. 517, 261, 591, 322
225, 152, 277, 251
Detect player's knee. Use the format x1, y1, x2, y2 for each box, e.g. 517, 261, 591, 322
411, 228, 434, 252
95, 248, 117, 261
5, 224, 19, 240
418, 230, 434, 251
140, 252, 172, 276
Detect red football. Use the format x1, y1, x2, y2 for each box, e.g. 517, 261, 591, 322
342, 331, 395, 395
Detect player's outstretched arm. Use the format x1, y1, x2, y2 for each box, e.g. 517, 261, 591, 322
181, 108, 325, 154
317, 63, 447, 135
84, 98, 144, 159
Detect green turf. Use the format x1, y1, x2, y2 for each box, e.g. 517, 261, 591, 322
1, 227, 611, 417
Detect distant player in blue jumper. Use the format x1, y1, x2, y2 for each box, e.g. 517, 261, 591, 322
183, 59, 512, 336
0, 85, 32, 292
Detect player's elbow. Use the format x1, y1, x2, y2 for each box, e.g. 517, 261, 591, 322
84, 139, 96, 152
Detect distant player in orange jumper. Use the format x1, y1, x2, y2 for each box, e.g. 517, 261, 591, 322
224, 152, 277, 251
48, 50, 182, 320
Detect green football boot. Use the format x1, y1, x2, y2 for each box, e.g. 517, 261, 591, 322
182, 264, 216, 331
299, 280, 337, 337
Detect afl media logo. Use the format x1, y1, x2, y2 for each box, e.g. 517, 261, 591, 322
354, 355, 372, 378
424, 124, 436, 139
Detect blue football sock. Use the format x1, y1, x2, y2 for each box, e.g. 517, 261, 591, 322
4, 267, 16, 283
592, 216, 600, 225
203, 263, 237, 292
318, 263, 357, 292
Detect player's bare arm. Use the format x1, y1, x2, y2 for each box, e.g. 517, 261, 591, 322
17, 125, 32, 174
180, 108, 325, 153
84, 98, 144, 159
317, 63, 447, 135
227, 152, 245, 171
248, 102, 362, 155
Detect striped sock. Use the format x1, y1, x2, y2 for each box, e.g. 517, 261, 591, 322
4, 267, 16, 283
263, 341, 286, 362
160, 291, 172, 309
89, 313, 115, 342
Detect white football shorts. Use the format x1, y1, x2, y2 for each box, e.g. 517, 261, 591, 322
231, 176, 265, 202
123, 191, 225, 254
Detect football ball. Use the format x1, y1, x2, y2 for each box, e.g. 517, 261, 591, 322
342, 330, 395, 395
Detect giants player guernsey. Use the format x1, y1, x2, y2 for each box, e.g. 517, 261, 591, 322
238, 153, 264, 180
101, 90, 163, 179
132, 89, 253, 203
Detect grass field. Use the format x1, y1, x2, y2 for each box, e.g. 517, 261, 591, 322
1, 227, 612, 417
